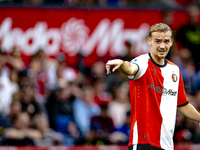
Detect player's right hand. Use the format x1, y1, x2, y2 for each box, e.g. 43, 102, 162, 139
105, 59, 124, 74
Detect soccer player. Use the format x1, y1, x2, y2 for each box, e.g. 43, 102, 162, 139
105, 23, 200, 150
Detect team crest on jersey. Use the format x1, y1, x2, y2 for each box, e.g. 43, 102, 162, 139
172, 74, 178, 82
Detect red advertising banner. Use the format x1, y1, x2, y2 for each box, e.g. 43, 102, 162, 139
0, 7, 189, 66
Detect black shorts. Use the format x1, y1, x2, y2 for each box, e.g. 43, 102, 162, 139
128, 144, 164, 150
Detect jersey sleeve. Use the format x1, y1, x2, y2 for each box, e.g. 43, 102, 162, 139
127, 54, 149, 80
177, 71, 189, 107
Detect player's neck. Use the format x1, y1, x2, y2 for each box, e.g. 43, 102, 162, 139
150, 52, 165, 66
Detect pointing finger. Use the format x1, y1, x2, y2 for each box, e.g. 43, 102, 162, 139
105, 64, 111, 74
112, 64, 120, 72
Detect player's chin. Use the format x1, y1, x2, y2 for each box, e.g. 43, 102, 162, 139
158, 54, 167, 59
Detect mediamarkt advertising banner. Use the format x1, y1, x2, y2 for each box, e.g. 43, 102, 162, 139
0, 7, 187, 66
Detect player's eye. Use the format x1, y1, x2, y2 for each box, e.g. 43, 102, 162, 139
164, 40, 170, 43
155, 40, 161, 43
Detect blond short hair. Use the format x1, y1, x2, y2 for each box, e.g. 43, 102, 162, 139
149, 23, 172, 37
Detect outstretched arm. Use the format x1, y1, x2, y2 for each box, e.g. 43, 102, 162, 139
178, 103, 200, 123
105, 59, 138, 75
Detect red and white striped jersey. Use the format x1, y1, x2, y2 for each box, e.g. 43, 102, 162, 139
128, 53, 188, 150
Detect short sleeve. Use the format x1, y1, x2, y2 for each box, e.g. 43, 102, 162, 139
127, 54, 149, 80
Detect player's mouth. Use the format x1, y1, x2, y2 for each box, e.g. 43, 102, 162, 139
158, 50, 166, 54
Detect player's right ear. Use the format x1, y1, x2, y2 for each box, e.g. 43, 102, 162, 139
147, 37, 151, 46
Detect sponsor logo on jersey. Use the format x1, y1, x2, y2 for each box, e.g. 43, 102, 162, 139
148, 83, 177, 96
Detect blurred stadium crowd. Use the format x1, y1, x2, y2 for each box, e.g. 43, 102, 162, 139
0, 0, 200, 147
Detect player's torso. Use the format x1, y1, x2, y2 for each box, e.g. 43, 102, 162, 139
128, 54, 180, 150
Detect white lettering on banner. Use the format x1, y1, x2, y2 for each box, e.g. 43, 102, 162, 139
81, 19, 110, 56
97, 19, 124, 57
110, 19, 125, 57
0, 17, 150, 57
122, 23, 151, 56
1, 28, 23, 53
0, 18, 12, 40
45, 28, 61, 55
21, 23, 47, 55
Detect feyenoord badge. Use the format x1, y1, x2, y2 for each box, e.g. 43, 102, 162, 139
172, 73, 178, 82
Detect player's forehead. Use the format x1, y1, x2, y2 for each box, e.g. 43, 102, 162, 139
151, 31, 172, 40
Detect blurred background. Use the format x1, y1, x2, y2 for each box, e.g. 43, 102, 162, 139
0, 0, 200, 149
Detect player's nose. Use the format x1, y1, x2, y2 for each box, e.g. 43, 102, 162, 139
160, 43, 165, 49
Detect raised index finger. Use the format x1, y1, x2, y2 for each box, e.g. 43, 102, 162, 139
105, 62, 111, 74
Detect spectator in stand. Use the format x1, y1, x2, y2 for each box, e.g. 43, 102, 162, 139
9, 69, 19, 87
45, 80, 75, 130
55, 115, 81, 145
13, 75, 41, 122
7, 47, 25, 71
46, 79, 82, 145
23, 0, 44, 5
174, 111, 186, 143
29, 52, 48, 102
89, 104, 114, 145
33, 113, 63, 146
0, 50, 19, 115
186, 117, 200, 143
175, 4, 200, 71
73, 85, 101, 138
0, 98, 22, 143
28, 50, 50, 115
1, 69, 20, 115
3, 112, 41, 146
91, 61, 113, 105
46, 52, 80, 91
0, 99, 22, 128
93, 78, 112, 106
181, 60, 198, 95
108, 81, 131, 128
110, 110, 131, 145
91, 60, 106, 78
171, 48, 200, 95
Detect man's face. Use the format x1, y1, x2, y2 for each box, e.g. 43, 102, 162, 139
147, 31, 173, 60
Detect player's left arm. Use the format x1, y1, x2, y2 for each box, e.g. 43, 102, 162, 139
178, 103, 200, 123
